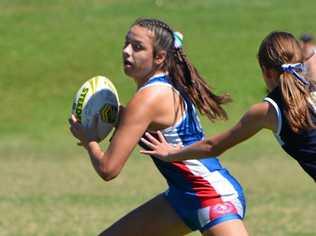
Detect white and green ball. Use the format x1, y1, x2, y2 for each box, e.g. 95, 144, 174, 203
72, 75, 120, 141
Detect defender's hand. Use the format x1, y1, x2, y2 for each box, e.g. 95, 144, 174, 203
140, 131, 181, 162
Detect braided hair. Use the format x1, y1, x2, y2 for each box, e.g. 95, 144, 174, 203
132, 18, 231, 121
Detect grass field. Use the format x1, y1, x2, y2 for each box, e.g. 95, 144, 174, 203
1, 0, 315, 235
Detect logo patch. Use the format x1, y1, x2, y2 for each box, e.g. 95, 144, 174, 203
209, 202, 238, 220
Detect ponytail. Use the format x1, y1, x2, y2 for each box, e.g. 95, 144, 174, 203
169, 48, 231, 121
280, 68, 315, 132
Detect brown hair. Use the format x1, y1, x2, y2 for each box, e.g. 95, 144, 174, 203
132, 18, 231, 121
258, 31, 315, 132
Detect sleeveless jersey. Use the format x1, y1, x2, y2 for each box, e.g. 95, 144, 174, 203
265, 86, 316, 181
138, 73, 245, 210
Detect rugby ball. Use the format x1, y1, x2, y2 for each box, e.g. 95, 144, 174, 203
72, 75, 120, 141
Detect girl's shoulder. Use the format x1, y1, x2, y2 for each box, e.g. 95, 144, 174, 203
129, 78, 178, 114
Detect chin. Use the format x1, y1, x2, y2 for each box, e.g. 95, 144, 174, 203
123, 67, 133, 76
123, 69, 138, 82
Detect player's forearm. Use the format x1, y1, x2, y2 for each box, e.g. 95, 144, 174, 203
84, 141, 118, 181
167, 139, 220, 161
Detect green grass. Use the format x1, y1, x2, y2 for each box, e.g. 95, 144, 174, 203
1, 0, 315, 235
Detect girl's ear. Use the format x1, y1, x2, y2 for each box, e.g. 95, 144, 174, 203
262, 66, 278, 79
154, 50, 167, 66
266, 68, 279, 79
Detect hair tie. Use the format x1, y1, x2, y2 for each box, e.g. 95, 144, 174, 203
281, 63, 310, 86
173, 31, 183, 49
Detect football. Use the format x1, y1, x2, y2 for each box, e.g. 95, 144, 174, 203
72, 75, 120, 141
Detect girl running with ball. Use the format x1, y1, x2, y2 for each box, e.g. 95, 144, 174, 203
69, 18, 248, 236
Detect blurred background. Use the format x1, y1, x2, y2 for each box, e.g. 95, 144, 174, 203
1, 0, 315, 235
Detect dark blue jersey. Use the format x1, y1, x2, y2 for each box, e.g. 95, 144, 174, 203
264, 87, 316, 181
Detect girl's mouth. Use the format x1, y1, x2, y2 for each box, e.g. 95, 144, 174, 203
124, 59, 133, 67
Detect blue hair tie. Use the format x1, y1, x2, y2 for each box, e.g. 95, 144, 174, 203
173, 31, 183, 49
281, 63, 309, 86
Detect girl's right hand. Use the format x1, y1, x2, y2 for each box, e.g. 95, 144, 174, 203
140, 131, 181, 162
68, 114, 100, 146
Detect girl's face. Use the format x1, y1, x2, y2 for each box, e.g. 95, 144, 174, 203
123, 25, 158, 85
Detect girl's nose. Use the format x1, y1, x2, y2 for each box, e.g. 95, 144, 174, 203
123, 43, 132, 56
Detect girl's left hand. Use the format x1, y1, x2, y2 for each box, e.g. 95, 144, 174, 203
68, 114, 100, 145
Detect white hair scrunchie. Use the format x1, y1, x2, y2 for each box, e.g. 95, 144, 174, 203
281, 63, 309, 86
173, 31, 183, 49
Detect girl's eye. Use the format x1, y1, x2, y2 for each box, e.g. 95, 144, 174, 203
133, 43, 142, 51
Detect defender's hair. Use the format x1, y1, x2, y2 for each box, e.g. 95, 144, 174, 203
132, 18, 231, 121
258, 31, 315, 132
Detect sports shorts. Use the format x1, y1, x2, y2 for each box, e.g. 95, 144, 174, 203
163, 171, 246, 232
